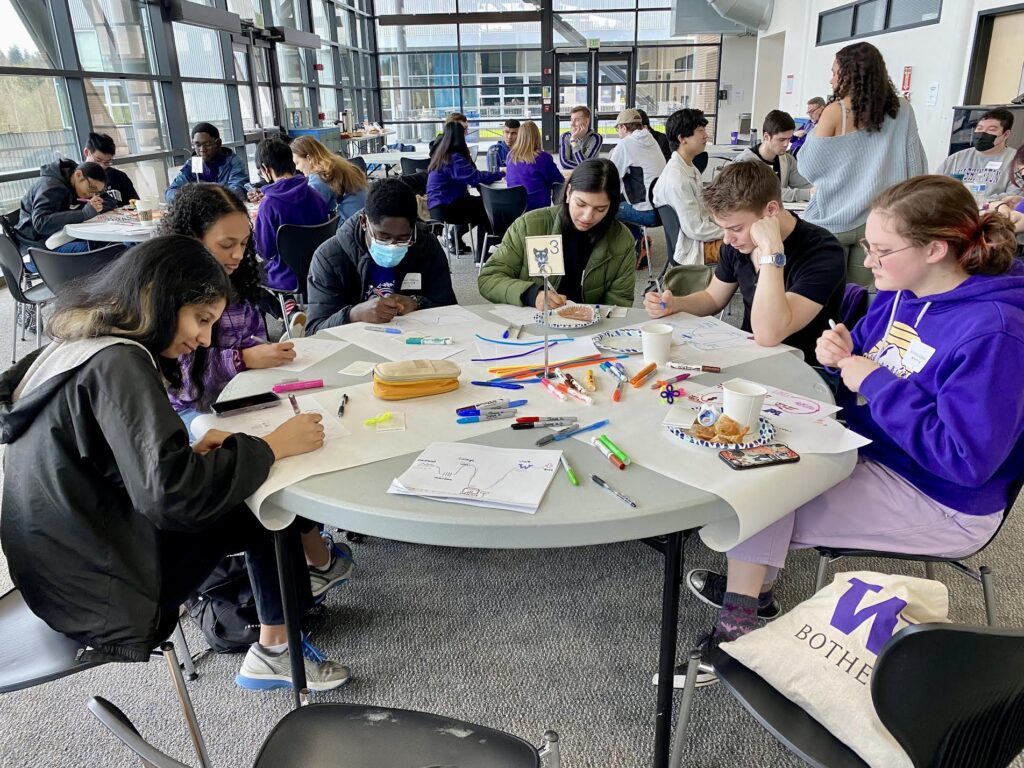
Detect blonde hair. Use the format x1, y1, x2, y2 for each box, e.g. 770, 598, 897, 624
509, 121, 542, 165
290, 135, 368, 198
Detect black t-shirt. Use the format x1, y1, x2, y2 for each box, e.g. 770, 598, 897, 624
714, 216, 845, 361
754, 143, 781, 180
104, 167, 139, 207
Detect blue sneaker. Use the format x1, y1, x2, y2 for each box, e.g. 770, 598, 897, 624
236, 636, 351, 691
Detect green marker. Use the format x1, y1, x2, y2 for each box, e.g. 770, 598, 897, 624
598, 434, 631, 465
559, 455, 579, 486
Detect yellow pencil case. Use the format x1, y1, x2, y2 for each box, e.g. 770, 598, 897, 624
372, 359, 461, 400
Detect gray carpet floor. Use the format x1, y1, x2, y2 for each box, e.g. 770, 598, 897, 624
1, 233, 1022, 767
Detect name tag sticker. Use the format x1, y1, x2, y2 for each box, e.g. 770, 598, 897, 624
985, 160, 1003, 170
191, 157, 203, 175
401, 272, 422, 290
903, 339, 936, 373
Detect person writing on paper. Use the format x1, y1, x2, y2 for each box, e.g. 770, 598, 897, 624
165, 122, 249, 202
306, 177, 457, 332
0, 236, 354, 691
159, 183, 297, 437
677, 175, 1024, 688
14, 160, 113, 256
645, 161, 844, 361
478, 158, 635, 309
735, 110, 814, 203
82, 132, 138, 206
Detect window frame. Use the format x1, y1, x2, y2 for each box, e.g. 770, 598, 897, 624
816, 0, 943, 46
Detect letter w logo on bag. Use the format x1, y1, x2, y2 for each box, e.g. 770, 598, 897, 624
829, 577, 908, 655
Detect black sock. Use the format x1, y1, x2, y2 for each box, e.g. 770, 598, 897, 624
714, 592, 759, 642
757, 586, 775, 609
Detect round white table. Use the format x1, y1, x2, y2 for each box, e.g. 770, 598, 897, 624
221, 305, 850, 765
63, 210, 159, 243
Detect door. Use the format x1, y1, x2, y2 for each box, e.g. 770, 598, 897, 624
555, 50, 634, 154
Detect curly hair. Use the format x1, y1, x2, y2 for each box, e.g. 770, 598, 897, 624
158, 182, 264, 306
831, 42, 900, 134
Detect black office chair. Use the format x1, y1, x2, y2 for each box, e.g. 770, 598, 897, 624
0, 230, 53, 359
551, 181, 564, 205
348, 155, 368, 177
814, 471, 1024, 626
650, 204, 681, 293
478, 183, 527, 271
400, 156, 430, 175
693, 151, 709, 175
639, 176, 661, 279
28, 242, 126, 293
265, 216, 338, 339
672, 623, 1024, 768
90, 694, 562, 768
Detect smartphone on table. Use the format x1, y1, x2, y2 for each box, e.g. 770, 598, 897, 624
719, 443, 800, 470
211, 392, 280, 416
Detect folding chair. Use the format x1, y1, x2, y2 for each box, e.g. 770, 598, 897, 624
478, 182, 527, 271
264, 216, 338, 340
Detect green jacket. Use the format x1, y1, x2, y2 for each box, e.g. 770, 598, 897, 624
477, 206, 636, 307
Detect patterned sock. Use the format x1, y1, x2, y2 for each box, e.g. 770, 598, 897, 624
714, 592, 760, 641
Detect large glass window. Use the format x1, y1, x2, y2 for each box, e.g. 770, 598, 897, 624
376, 24, 458, 52
70, 0, 156, 74
0, 75, 76, 174
276, 44, 307, 83
182, 82, 234, 141
85, 78, 169, 154
173, 24, 225, 79
0, 0, 59, 68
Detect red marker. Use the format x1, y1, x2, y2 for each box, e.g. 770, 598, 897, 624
591, 437, 626, 469
612, 380, 623, 402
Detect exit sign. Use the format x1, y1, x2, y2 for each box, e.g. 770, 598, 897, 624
587, 38, 600, 49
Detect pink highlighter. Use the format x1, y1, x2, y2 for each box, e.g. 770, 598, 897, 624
272, 379, 323, 393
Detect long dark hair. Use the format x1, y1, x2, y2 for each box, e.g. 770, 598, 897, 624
831, 42, 900, 134
158, 182, 263, 305
427, 121, 472, 172
557, 158, 622, 244
47, 235, 230, 394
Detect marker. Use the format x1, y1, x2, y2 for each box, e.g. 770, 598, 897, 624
597, 434, 631, 465
829, 319, 838, 331
272, 378, 323, 393
288, 394, 301, 415
470, 380, 524, 389
613, 362, 630, 382
515, 416, 579, 425
457, 409, 518, 424
585, 369, 596, 392
458, 400, 527, 417
502, 325, 511, 339
656, 277, 666, 310
556, 368, 587, 395
364, 411, 391, 426
630, 362, 658, 388
511, 420, 579, 430
407, 336, 452, 345
591, 437, 626, 470
365, 326, 402, 334
337, 393, 349, 417
651, 373, 691, 390
564, 387, 593, 405
560, 455, 579, 486
667, 363, 722, 374
612, 380, 623, 402
456, 398, 521, 414
592, 474, 637, 508
535, 418, 610, 447
599, 362, 623, 384
540, 377, 568, 401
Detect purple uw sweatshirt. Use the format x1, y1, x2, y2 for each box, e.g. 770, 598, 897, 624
844, 259, 1024, 514
254, 175, 330, 291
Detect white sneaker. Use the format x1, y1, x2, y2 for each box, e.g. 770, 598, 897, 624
310, 535, 354, 600
288, 310, 307, 339
235, 638, 351, 691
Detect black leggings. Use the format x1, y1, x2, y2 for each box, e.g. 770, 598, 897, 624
431, 194, 490, 259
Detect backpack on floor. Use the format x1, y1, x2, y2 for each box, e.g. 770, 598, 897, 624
185, 555, 260, 654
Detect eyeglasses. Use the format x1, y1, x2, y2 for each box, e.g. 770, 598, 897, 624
858, 238, 917, 260
192, 140, 216, 150
367, 223, 416, 247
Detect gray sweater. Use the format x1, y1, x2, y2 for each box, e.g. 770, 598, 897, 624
935, 146, 1019, 200
735, 146, 813, 202
798, 98, 927, 234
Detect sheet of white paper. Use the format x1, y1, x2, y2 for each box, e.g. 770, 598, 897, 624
771, 416, 872, 455
192, 391, 351, 442
388, 442, 560, 513
389, 304, 481, 328
320, 322, 465, 361
338, 360, 377, 376
488, 304, 542, 326
272, 337, 350, 372
672, 379, 841, 420
637, 313, 799, 369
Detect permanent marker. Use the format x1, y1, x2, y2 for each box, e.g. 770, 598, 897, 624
651, 373, 691, 390
456, 398, 522, 414
536, 418, 610, 446
511, 419, 579, 430
288, 394, 301, 415
470, 380, 524, 389
458, 400, 527, 416
540, 377, 568, 401
592, 474, 637, 508
457, 409, 518, 424
597, 434, 631, 465
406, 336, 452, 345
591, 437, 626, 470
612, 379, 623, 402
337, 393, 349, 417
559, 455, 579, 486
515, 416, 579, 424
667, 362, 722, 374
613, 361, 630, 382
365, 326, 402, 334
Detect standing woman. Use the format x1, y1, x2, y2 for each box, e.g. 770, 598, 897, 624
798, 41, 927, 288
291, 135, 369, 228
478, 158, 635, 308
0, 237, 352, 690
505, 120, 566, 211
426, 120, 503, 261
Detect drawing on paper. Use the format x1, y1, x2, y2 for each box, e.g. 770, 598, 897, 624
416, 455, 552, 499
673, 317, 755, 351
525, 235, 565, 277
685, 385, 824, 416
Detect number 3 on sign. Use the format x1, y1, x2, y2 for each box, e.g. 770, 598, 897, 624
525, 235, 565, 277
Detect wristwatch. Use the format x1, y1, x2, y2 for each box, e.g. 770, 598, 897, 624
758, 251, 786, 268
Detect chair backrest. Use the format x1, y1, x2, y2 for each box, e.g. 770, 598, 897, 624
663, 264, 712, 297
873, 623, 1024, 768
400, 156, 430, 175
89, 697, 191, 768
0, 234, 29, 302
0, 208, 20, 242
0, 588, 100, 693
349, 155, 368, 177
29, 243, 127, 294
656, 204, 680, 262
623, 165, 647, 205
550, 182, 564, 206
479, 184, 528, 242
840, 282, 869, 329
693, 151, 709, 174
275, 216, 339, 297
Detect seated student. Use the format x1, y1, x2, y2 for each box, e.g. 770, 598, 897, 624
609, 108, 667, 241
252, 137, 331, 335
735, 110, 814, 203
487, 119, 521, 172
478, 158, 635, 308
638, 109, 672, 161
82, 132, 138, 207
645, 161, 845, 361
291, 135, 368, 228
652, 108, 723, 266
936, 108, 1017, 199
166, 122, 249, 202
0, 236, 353, 690
788, 96, 825, 157
14, 159, 112, 255
505, 120, 565, 211
306, 177, 457, 331
560, 105, 603, 170
679, 175, 1024, 688
426, 121, 502, 261
428, 112, 470, 158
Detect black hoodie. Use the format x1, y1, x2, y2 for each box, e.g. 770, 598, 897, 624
14, 159, 112, 251
0, 340, 273, 661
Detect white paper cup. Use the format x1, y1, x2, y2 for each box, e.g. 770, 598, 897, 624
641, 323, 673, 365
721, 380, 767, 430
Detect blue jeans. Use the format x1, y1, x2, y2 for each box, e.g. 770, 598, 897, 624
55, 240, 90, 253
616, 203, 658, 239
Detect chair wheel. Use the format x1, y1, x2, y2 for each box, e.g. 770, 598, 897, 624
345, 532, 365, 543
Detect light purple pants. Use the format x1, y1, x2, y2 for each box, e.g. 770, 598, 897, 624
728, 458, 1003, 580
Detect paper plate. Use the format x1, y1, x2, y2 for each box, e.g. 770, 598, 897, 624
534, 303, 602, 329
666, 417, 775, 450
592, 327, 643, 354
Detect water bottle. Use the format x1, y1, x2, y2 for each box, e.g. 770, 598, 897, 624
749, 128, 758, 146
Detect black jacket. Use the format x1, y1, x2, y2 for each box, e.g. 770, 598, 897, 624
0, 342, 274, 662
305, 214, 457, 333
14, 159, 112, 251
104, 166, 139, 207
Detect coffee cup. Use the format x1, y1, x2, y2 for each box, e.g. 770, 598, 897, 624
721, 379, 767, 430
641, 322, 673, 365
136, 198, 157, 222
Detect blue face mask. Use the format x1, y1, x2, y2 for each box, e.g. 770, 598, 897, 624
368, 238, 409, 268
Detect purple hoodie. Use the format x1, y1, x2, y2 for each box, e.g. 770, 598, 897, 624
844, 260, 1024, 514
254, 175, 330, 291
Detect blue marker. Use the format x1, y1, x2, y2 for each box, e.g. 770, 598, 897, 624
456, 398, 526, 415
470, 380, 524, 390
457, 408, 518, 424
535, 418, 610, 447
365, 326, 402, 334
458, 399, 527, 417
